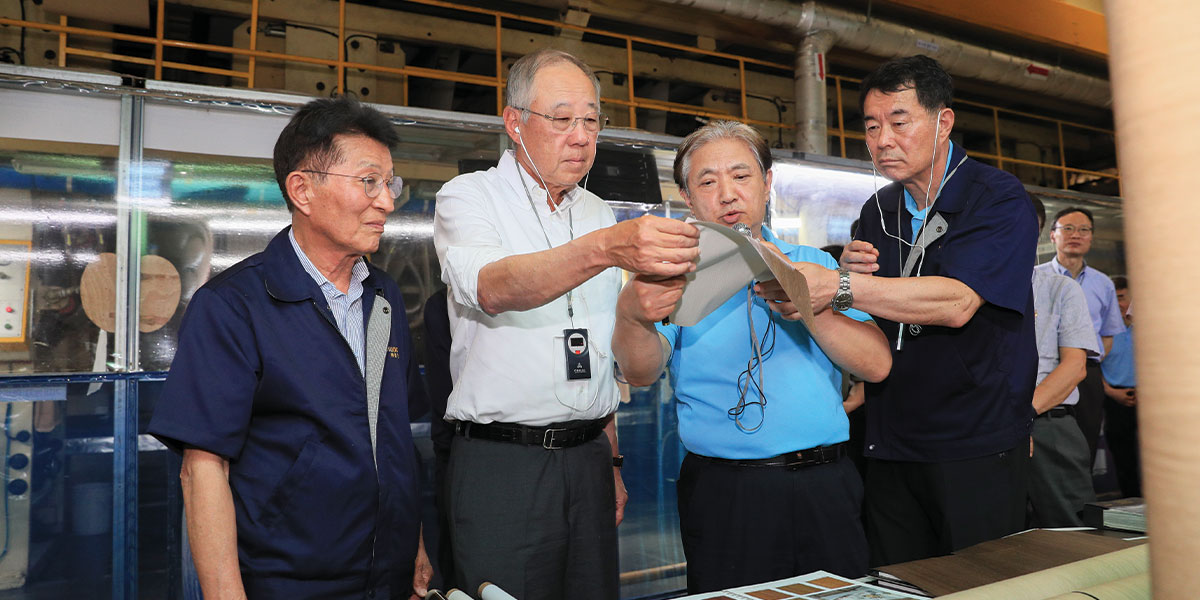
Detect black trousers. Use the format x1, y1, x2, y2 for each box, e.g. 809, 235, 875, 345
677, 453, 868, 594
1076, 361, 1107, 460
1104, 395, 1141, 498
446, 433, 618, 600
864, 447, 1028, 567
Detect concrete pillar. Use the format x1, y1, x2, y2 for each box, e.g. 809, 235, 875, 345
794, 31, 834, 154
1105, 0, 1200, 596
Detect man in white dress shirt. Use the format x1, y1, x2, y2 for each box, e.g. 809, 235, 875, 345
433, 48, 700, 600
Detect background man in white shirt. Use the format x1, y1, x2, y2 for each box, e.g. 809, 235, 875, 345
433, 48, 699, 600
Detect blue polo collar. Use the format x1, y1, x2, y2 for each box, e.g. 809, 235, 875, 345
880, 142, 970, 214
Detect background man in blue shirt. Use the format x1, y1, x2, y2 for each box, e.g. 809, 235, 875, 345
1102, 275, 1139, 498
149, 97, 430, 599
1036, 207, 1126, 462
818, 56, 1039, 566
613, 121, 891, 592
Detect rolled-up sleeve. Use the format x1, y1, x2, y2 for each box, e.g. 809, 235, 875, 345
433, 176, 515, 312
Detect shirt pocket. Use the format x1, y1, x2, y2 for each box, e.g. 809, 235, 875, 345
260, 436, 322, 532
551, 332, 600, 414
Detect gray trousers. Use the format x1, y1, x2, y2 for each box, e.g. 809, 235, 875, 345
447, 433, 618, 600
1029, 413, 1096, 527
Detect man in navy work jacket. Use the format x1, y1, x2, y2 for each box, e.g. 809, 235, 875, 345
797, 55, 1039, 566
613, 121, 892, 592
149, 96, 431, 599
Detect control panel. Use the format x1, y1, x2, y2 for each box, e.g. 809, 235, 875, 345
0, 241, 32, 344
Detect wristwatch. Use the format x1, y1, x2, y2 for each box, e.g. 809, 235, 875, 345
831, 267, 854, 311
612, 455, 624, 468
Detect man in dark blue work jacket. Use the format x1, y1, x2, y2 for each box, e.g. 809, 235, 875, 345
793, 56, 1038, 566
149, 96, 430, 599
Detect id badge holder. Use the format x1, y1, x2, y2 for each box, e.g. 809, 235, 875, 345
563, 328, 591, 380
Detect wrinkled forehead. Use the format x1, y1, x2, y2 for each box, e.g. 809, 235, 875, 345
530, 63, 599, 110
862, 87, 934, 120
332, 134, 394, 171
1054, 211, 1092, 227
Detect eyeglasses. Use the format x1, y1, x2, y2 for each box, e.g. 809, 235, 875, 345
1053, 225, 1093, 236
301, 170, 403, 199
512, 106, 609, 133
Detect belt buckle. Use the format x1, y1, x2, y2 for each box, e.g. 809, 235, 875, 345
542, 427, 568, 450
786, 450, 816, 470
787, 447, 834, 470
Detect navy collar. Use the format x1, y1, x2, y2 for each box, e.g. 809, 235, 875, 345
263, 226, 379, 302
879, 143, 970, 215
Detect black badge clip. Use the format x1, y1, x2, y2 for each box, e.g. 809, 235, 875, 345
563, 328, 591, 380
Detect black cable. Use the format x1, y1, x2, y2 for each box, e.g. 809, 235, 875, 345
744, 94, 789, 147
280, 23, 339, 39
0, 47, 23, 64
340, 34, 380, 97
730, 288, 777, 431
744, 92, 792, 105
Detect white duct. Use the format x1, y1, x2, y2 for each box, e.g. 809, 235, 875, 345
658, 0, 1112, 150
795, 30, 834, 154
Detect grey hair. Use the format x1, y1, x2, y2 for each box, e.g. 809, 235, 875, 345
506, 48, 602, 120
673, 120, 772, 194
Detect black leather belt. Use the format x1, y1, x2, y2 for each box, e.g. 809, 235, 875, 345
694, 442, 847, 470
1038, 405, 1076, 419
454, 419, 606, 450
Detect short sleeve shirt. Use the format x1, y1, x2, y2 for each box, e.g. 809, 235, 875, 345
147, 228, 420, 597
433, 150, 621, 426
656, 228, 873, 459
854, 145, 1039, 462
1101, 328, 1136, 388
1035, 258, 1125, 360
1032, 269, 1100, 406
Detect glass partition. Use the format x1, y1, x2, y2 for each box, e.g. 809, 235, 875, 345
0, 382, 115, 598
0, 87, 123, 376
770, 160, 878, 249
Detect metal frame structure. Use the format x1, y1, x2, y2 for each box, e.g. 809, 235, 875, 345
0, 64, 1131, 598
828, 74, 1120, 191
0, 0, 1118, 192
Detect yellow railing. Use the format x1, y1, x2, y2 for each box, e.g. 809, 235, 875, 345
0, 0, 1118, 191
0, 0, 793, 131
828, 74, 1119, 191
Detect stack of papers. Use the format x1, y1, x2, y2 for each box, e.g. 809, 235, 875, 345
1083, 498, 1146, 533
668, 222, 813, 329
683, 571, 926, 600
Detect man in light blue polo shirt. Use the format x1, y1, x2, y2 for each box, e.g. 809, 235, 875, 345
613, 121, 892, 593
1036, 207, 1125, 460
